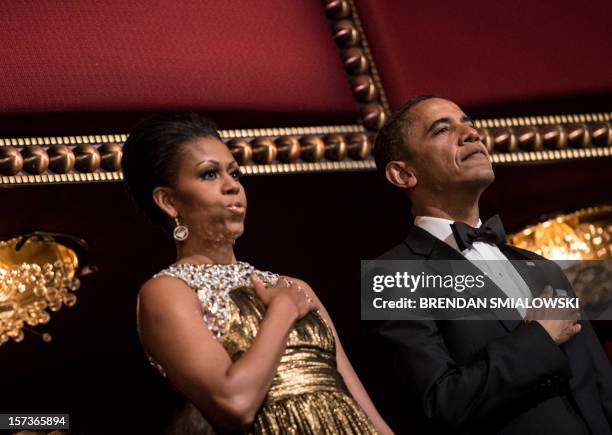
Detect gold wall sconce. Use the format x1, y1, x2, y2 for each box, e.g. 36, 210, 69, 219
0, 232, 93, 346
509, 205, 612, 261
510, 205, 612, 311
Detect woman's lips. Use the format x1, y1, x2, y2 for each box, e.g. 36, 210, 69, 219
227, 204, 245, 214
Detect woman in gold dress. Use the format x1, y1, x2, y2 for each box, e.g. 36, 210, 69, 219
121, 113, 392, 434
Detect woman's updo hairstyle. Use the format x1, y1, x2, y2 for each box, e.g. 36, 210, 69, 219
121, 112, 222, 227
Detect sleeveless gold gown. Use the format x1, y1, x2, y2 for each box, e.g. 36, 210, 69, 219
151, 262, 377, 435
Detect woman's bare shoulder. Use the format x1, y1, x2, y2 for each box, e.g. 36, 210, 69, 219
138, 274, 201, 317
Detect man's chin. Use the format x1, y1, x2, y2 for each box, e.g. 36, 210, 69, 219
482, 168, 495, 184
464, 169, 495, 190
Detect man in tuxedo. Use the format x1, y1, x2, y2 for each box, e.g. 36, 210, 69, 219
365, 96, 612, 434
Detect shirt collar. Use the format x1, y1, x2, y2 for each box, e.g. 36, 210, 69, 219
414, 216, 482, 251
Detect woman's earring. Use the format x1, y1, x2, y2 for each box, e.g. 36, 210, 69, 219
173, 216, 189, 241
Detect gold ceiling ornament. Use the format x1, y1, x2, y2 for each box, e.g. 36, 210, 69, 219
508, 205, 612, 260
0, 232, 92, 346
322, 0, 390, 130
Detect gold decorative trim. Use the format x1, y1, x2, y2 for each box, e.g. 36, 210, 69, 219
219, 124, 364, 139
0, 172, 123, 185
491, 147, 612, 164
475, 113, 612, 128
0, 127, 374, 185
0, 134, 127, 147
0, 125, 365, 147
239, 160, 373, 175
0, 162, 375, 184
322, 0, 389, 131
3, 147, 611, 185
345, 0, 391, 116
1, 118, 612, 185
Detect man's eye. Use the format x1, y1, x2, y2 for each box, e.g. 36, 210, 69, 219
230, 169, 242, 179
200, 170, 217, 180
435, 127, 449, 135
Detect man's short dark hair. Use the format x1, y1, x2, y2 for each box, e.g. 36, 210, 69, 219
373, 95, 438, 176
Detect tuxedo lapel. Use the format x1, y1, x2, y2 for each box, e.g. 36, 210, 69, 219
497, 244, 548, 297
403, 226, 463, 260
403, 227, 522, 331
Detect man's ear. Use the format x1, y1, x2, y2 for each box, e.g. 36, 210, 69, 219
152, 187, 178, 219
385, 161, 417, 189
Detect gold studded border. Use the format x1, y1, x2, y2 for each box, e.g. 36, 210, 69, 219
0, 161, 376, 185
475, 113, 612, 128
492, 147, 612, 164
345, 0, 391, 115
2, 119, 612, 185
0, 126, 374, 186
322, 0, 388, 131
2, 149, 611, 186
0, 125, 365, 147
0, 171, 123, 185
0, 135, 127, 148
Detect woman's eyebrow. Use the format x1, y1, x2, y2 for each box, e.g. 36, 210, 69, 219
196, 159, 220, 167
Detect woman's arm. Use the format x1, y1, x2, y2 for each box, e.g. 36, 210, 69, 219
300, 281, 394, 435
137, 274, 313, 431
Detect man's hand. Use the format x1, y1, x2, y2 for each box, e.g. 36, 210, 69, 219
526, 286, 581, 345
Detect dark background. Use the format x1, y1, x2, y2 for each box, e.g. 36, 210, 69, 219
1, 0, 612, 433
1, 157, 611, 433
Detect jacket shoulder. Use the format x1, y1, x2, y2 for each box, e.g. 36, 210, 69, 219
376, 240, 419, 260
504, 244, 547, 261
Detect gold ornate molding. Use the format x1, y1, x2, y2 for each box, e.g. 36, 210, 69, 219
477, 119, 612, 162
0, 125, 374, 185
474, 113, 612, 128
1, 118, 611, 184
322, 0, 389, 130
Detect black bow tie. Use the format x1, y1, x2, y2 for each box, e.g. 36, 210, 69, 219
451, 215, 507, 251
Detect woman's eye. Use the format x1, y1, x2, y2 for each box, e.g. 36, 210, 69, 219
230, 169, 242, 179
200, 170, 217, 180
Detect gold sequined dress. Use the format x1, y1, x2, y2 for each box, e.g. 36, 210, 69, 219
152, 262, 377, 435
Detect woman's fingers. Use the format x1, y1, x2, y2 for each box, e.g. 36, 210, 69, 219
251, 274, 317, 317
251, 274, 272, 304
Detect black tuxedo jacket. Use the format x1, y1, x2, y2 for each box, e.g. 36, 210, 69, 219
364, 226, 612, 435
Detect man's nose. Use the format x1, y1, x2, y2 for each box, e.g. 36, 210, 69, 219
459, 125, 481, 145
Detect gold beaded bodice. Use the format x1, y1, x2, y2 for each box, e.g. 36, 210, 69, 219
155, 262, 281, 340
151, 262, 377, 434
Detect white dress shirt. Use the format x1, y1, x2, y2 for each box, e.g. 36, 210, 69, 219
414, 216, 532, 316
